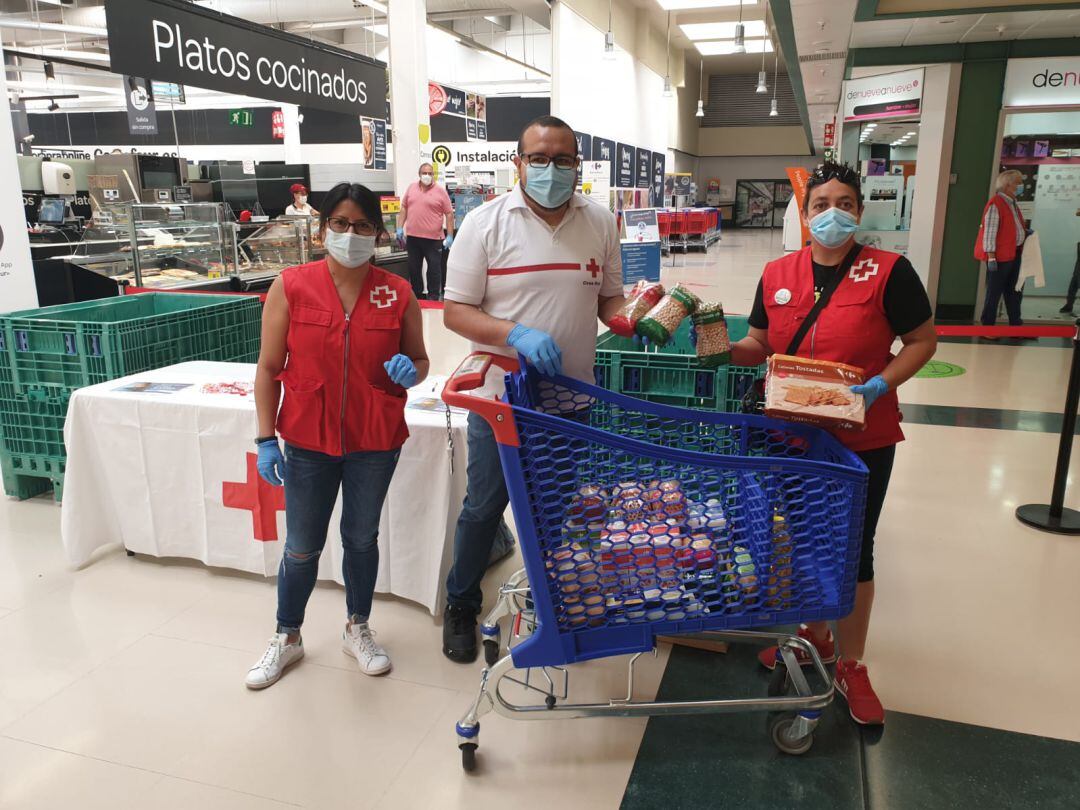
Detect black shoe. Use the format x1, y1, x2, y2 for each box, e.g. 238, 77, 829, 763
443, 603, 478, 663
1060, 303, 1074, 314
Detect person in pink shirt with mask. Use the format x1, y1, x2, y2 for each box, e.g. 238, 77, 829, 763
398, 163, 455, 301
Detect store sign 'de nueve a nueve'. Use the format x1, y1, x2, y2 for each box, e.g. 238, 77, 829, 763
842, 67, 924, 122
104, 0, 387, 118
1004, 57, 1080, 108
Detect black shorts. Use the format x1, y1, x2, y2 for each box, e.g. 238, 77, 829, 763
855, 445, 896, 583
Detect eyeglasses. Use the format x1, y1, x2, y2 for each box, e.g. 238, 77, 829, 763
325, 217, 378, 236
519, 153, 580, 170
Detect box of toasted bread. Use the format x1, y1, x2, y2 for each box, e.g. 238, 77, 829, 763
764, 354, 866, 431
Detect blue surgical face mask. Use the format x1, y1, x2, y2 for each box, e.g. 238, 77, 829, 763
809, 207, 859, 248
1014, 183, 1025, 197
523, 163, 576, 209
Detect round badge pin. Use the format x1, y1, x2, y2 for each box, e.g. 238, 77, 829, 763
774, 288, 792, 306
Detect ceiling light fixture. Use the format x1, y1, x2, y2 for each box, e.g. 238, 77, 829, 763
697, 57, 705, 117
694, 39, 771, 56
44, 62, 55, 83
733, 0, 746, 53
604, 0, 616, 60
48, 99, 59, 111
679, 20, 767, 40
769, 45, 778, 116
756, 1, 769, 92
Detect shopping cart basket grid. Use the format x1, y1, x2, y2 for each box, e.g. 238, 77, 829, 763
443, 353, 868, 768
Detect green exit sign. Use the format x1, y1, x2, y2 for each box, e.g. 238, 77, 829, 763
229, 109, 254, 127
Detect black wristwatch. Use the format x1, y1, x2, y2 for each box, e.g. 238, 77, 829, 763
255, 435, 277, 446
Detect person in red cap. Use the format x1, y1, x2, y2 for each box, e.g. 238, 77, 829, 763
286, 183, 318, 217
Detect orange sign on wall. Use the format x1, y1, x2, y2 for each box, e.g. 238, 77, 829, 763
786, 167, 811, 247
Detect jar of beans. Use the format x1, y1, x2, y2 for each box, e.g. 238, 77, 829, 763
692, 302, 731, 367
636, 284, 700, 345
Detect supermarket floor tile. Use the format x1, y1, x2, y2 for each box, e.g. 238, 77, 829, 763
622, 645, 1080, 810
375, 652, 671, 810
899, 403, 1077, 434
0, 549, 211, 730
0, 736, 297, 810
620, 643, 865, 810
862, 712, 1080, 809
152, 549, 526, 696
3, 633, 458, 810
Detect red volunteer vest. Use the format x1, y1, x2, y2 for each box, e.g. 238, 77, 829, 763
761, 245, 904, 453
974, 195, 1019, 263
276, 259, 412, 455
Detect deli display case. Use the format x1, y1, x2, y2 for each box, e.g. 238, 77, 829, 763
234, 218, 309, 284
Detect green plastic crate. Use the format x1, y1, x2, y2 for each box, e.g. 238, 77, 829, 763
0, 293, 262, 500
594, 316, 764, 413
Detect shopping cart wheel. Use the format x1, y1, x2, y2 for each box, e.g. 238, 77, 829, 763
768, 714, 814, 756
545, 694, 556, 710
483, 638, 500, 667
460, 742, 478, 772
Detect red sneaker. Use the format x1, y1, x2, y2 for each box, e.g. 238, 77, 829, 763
757, 625, 836, 670
834, 658, 885, 725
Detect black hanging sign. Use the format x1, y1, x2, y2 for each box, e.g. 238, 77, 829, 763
593, 137, 616, 185
105, 0, 387, 118
635, 147, 651, 189
616, 143, 635, 189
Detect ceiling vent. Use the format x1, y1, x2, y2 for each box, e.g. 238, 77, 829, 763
799, 51, 847, 63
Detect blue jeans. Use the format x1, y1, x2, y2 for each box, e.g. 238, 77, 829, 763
980, 257, 1023, 326
276, 444, 400, 634
445, 414, 512, 613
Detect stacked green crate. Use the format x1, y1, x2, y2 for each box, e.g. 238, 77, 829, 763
0, 293, 262, 500
594, 315, 764, 412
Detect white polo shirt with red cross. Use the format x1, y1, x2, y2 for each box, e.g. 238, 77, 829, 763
444, 184, 623, 398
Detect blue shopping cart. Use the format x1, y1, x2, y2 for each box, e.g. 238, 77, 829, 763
442, 353, 868, 770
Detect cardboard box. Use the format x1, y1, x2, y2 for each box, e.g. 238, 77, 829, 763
765, 354, 866, 431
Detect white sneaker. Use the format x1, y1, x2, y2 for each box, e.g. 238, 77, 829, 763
342, 622, 392, 676
245, 633, 304, 690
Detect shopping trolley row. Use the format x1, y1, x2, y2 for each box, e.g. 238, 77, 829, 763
658, 209, 721, 253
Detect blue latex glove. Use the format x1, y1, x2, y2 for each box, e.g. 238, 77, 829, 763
396, 227, 405, 243
384, 353, 418, 388
443, 234, 454, 250
507, 324, 562, 376
851, 374, 889, 411
987, 259, 998, 273
256, 440, 285, 487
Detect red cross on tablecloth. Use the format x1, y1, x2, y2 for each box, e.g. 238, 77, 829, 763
223, 452, 286, 542
585, 259, 601, 278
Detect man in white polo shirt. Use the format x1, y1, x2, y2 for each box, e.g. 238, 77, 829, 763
441, 115, 625, 662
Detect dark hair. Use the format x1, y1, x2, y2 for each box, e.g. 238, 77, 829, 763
517, 115, 578, 157
318, 182, 385, 234
804, 162, 863, 211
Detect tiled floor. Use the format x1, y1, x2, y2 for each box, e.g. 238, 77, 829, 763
3, 229, 1079, 809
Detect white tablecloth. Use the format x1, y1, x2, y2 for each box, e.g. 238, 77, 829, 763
60, 362, 468, 615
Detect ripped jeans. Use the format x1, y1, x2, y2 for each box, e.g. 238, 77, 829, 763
276, 444, 400, 635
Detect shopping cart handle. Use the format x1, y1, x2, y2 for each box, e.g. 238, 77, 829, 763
442, 352, 521, 447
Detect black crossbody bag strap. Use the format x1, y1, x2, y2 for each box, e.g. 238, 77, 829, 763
784, 244, 863, 356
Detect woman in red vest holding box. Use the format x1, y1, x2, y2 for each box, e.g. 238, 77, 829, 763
245, 182, 429, 690
731, 163, 937, 725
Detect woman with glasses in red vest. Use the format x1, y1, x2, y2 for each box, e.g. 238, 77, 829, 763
730, 162, 938, 726
245, 182, 429, 690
